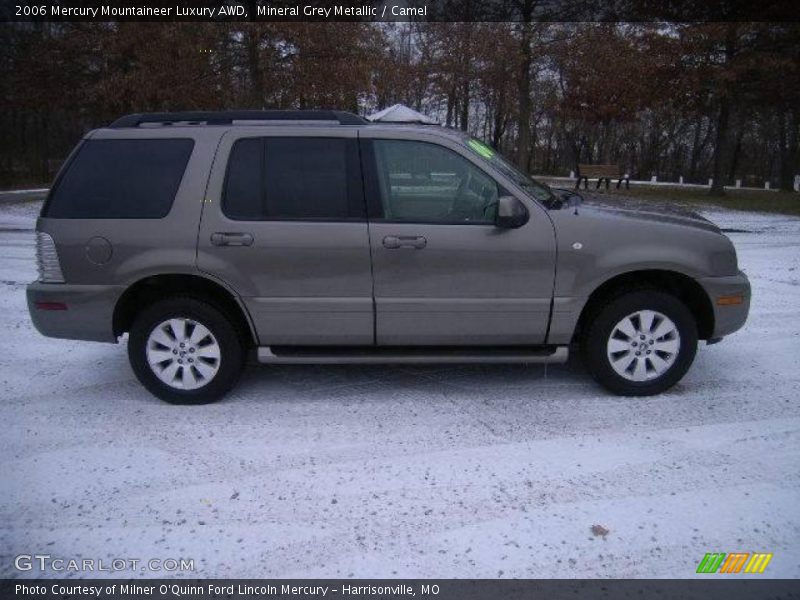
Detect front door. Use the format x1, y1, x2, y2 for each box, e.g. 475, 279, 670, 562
198, 128, 373, 345
361, 136, 556, 346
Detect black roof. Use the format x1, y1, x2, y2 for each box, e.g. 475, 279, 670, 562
108, 110, 367, 128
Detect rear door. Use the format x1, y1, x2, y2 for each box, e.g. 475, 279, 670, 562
361, 132, 557, 346
197, 127, 373, 345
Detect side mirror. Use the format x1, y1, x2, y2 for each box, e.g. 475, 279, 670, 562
495, 196, 529, 229
552, 188, 583, 209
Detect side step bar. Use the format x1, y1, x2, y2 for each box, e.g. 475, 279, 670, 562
257, 345, 568, 365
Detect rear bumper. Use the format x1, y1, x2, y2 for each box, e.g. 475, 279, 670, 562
26, 282, 124, 343
698, 270, 751, 339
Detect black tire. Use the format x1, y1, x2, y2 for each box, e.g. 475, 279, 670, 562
582, 290, 698, 396
128, 297, 245, 404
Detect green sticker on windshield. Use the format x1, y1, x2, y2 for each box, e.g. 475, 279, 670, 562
467, 139, 495, 159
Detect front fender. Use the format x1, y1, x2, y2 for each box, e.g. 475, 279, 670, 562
546, 207, 730, 344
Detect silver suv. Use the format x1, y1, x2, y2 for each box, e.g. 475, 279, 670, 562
27, 110, 750, 403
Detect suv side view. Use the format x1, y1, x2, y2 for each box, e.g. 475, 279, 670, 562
27, 110, 751, 404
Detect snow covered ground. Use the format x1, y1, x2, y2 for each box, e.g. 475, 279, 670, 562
0, 199, 798, 579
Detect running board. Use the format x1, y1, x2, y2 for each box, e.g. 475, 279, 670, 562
257, 345, 568, 365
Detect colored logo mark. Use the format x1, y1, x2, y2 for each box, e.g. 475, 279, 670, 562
696, 552, 773, 574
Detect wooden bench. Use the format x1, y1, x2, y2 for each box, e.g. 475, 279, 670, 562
575, 164, 630, 190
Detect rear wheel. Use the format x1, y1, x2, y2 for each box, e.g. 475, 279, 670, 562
582, 290, 698, 396
128, 297, 245, 404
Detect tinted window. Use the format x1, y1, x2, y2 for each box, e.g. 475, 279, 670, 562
223, 137, 363, 221
373, 140, 498, 224
45, 139, 194, 218
223, 138, 262, 220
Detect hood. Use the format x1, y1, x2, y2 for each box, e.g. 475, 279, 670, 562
578, 196, 721, 234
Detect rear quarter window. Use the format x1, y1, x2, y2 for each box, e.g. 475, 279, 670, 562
43, 138, 194, 219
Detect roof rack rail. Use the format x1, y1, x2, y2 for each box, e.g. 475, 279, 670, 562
108, 110, 367, 128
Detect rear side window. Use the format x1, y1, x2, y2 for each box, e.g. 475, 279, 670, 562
44, 138, 194, 219
223, 137, 364, 221
223, 138, 262, 220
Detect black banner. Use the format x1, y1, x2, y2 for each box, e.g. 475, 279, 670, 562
3, 579, 800, 600
1, 0, 798, 22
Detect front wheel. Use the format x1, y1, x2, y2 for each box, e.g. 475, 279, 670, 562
582, 290, 698, 396
128, 297, 245, 404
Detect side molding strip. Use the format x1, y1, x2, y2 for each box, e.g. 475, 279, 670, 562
257, 346, 568, 365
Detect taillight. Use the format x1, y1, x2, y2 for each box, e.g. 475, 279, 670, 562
35, 232, 65, 283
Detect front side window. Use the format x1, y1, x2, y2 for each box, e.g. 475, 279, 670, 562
44, 138, 194, 219
465, 137, 555, 204
223, 137, 363, 221
372, 140, 499, 224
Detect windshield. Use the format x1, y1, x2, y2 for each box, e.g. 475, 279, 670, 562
465, 138, 554, 204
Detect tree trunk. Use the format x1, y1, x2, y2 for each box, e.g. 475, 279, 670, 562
445, 86, 456, 127
600, 121, 613, 164
516, 18, 533, 171
219, 28, 234, 108
459, 79, 470, 132
710, 99, 731, 196
491, 96, 506, 148
727, 124, 745, 184
779, 106, 799, 192
688, 115, 703, 181
246, 30, 263, 109
527, 114, 537, 173
709, 24, 737, 197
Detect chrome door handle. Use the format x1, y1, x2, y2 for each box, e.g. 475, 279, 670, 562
211, 232, 254, 246
382, 235, 427, 250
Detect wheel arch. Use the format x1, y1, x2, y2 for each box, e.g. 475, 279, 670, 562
113, 273, 257, 346
572, 269, 715, 343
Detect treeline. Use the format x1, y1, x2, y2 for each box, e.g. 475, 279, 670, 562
1, 22, 798, 192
